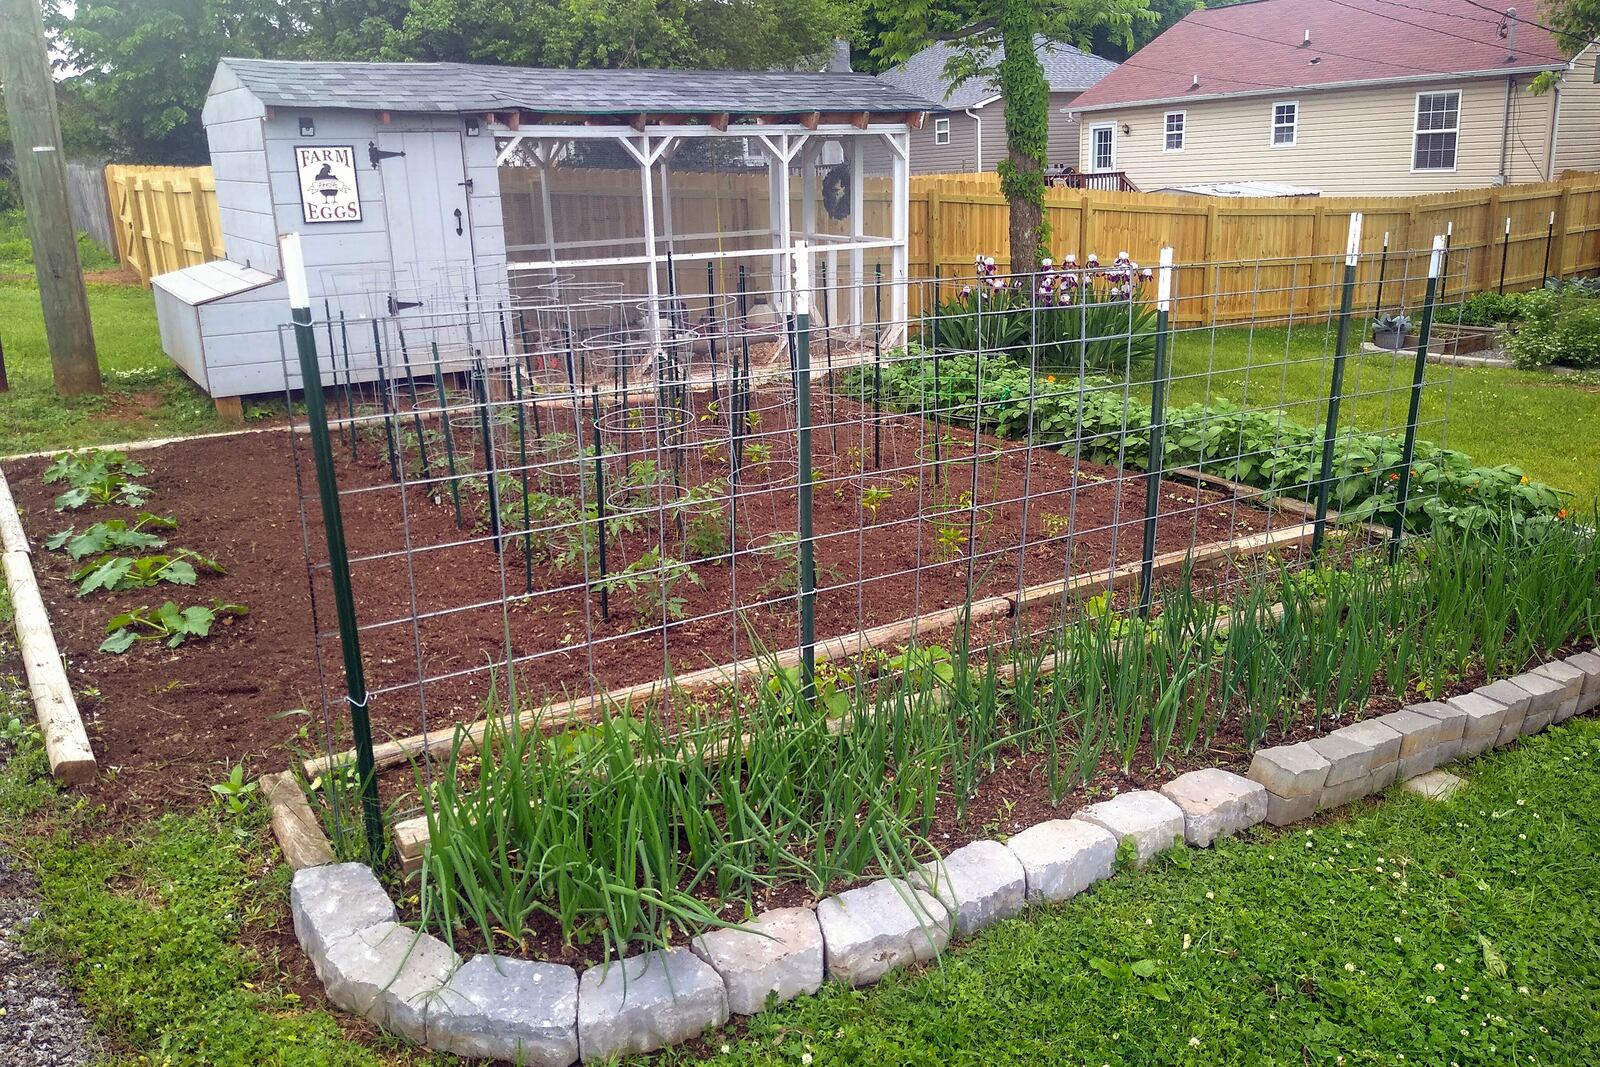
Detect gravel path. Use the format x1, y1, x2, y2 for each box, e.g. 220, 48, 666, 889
0, 846, 102, 1066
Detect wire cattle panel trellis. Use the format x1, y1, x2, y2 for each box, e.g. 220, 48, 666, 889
273, 211, 1539, 870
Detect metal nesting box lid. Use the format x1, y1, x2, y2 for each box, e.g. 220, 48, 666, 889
152, 260, 279, 306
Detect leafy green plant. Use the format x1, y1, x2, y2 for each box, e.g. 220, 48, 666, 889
45, 513, 177, 560
1505, 287, 1600, 369
684, 509, 728, 561
861, 484, 893, 520
101, 600, 249, 653
209, 762, 258, 815
599, 547, 701, 622
73, 549, 222, 596
42, 448, 143, 486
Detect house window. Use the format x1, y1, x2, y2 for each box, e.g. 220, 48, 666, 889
1090, 124, 1115, 171
1164, 111, 1185, 151
1413, 90, 1460, 171
1271, 101, 1298, 146
934, 117, 951, 146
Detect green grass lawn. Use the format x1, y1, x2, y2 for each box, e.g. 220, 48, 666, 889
0, 279, 226, 456
670, 718, 1600, 1066
1166, 325, 1600, 513
0, 208, 118, 276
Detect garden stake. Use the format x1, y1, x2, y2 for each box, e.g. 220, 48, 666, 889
370, 320, 400, 483
1312, 213, 1363, 555
1374, 231, 1389, 319
338, 311, 357, 457
706, 262, 720, 412
397, 326, 432, 479
820, 263, 839, 458
1391, 235, 1446, 562
793, 243, 817, 701
282, 235, 383, 863
932, 265, 942, 486
1138, 248, 1176, 618
324, 300, 345, 432
472, 361, 504, 557
873, 263, 882, 471
512, 363, 533, 591
1440, 220, 1454, 304
1541, 209, 1555, 287
735, 267, 750, 476
966, 351, 983, 604
1498, 215, 1511, 294
591, 385, 609, 622
431, 343, 465, 526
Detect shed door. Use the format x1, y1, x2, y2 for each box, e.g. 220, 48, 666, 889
373, 130, 477, 326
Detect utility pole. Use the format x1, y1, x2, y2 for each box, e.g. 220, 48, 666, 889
0, 0, 101, 395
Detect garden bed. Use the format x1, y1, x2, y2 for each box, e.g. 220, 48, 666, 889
0, 400, 1288, 817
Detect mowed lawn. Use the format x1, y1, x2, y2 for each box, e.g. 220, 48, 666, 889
670, 719, 1600, 1067
1165, 325, 1600, 513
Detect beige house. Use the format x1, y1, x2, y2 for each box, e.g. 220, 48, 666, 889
876, 36, 1118, 174
1070, 0, 1600, 196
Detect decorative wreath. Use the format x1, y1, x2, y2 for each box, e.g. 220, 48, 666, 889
822, 162, 852, 220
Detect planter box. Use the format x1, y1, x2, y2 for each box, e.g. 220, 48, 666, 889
1403, 323, 1501, 356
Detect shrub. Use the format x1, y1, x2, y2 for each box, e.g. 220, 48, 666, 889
1506, 288, 1600, 369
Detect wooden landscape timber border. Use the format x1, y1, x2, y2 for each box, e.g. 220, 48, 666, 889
0, 467, 96, 785
305, 520, 1318, 788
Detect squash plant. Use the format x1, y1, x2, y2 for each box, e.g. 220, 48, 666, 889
45, 513, 178, 560
101, 600, 249, 653
73, 550, 224, 596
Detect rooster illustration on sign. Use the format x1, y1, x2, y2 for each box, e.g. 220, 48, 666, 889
306, 162, 350, 202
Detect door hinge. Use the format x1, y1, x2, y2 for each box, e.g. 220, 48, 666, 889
387, 294, 424, 315
458, 178, 475, 192
368, 141, 406, 168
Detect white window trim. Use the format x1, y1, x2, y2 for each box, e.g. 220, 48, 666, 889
1270, 100, 1298, 147
1410, 88, 1461, 173
1163, 110, 1186, 152
1089, 122, 1116, 171
933, 117, 951, 146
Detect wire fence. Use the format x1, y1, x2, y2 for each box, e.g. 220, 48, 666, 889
282, 225, 1518, 859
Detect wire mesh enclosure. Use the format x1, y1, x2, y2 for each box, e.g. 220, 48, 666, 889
277, 215, 1581, 959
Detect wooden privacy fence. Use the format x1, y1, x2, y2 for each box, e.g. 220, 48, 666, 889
108, 160, 1600, 325
915, 171, 1600, 324
105, 164, 224, 285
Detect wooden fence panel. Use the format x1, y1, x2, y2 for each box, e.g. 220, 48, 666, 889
106, 162, 1600, 325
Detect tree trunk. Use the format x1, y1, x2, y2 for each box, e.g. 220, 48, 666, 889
997, 0, 1050, 276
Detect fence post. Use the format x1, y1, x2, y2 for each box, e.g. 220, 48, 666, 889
1390, 234, 1446, 560
1552, 186, 1572, 283
1138, 247, 1175, 618
1203, 201, 1220, 325
1312, 213, 1363, 555
792, 241, 817, 701
1481, 191, 1501, 292
283, 234, 384, 863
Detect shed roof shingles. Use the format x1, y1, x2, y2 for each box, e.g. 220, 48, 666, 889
1072, 0, 1570, 111
218, 58, 939, 116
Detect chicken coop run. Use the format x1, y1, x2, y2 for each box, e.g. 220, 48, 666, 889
150, 58, 933, 413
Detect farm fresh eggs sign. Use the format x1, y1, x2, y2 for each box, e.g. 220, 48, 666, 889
295, 146, 362, 223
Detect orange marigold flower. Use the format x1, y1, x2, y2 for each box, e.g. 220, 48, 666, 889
1520, 475, 1531, 485
1388, 472, 1400, 481
1558, 508, 1569, 519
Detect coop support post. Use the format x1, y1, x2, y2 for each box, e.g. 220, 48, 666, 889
793, 241, 817, 701
1312, 214, 1363, 555
283, 235, 383, 863
1138, 248, 1175, 618
888, 130, 911, 345
849, 135, 865, 331
1390, 235, 1445, 562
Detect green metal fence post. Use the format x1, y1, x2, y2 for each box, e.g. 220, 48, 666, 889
1312, 213, 1364, 555
793, 242, 817, 702
283, 236, 383, 862
1390, 234, 1446, 562
1138, 247, 1175, 618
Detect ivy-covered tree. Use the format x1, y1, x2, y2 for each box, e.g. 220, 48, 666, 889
867, 0, 1151, 274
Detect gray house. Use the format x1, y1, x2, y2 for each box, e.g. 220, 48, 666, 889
875, 36, 1118, 174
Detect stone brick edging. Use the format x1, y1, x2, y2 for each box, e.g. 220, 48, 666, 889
285, 652, 1600, 1065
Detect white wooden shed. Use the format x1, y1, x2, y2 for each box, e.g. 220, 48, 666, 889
153, 58, 933, 415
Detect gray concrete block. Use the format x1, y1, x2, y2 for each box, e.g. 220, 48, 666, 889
1246, 742, 1331, 799
1566, 651, 1600, 712
1327, 719, 1403, 768
1403, 769, 1465, 801
909, 840, 1026, 939
1368, 759, 1399, 791
1480, 679, 1532, 745
1531, 661, 1584, 722
577, 948, 728, 1063
1158, 768, 1268, 847
1396, 747, 1440, 782
321, 922, 458, 1043
1446, 691, 1509, 757
816, 878, 950, 988
1264, 790, 1315, 826
1510, 672, 1564, 735
691, 908, 823, 1016
1376, 708, 1442, 758
1409, 700, 1467, 744
1072, 790, 1186, 866
1433, 737, 1463, 766
1319, 771, 1377, 811
1004, 819, 1118, 903
427, 955, 578, 1066
1307, 732, 1375, 786
290, 863, 398, 981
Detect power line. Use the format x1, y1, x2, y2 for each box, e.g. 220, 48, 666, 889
1453, 0, 1599, 50
1322, 0, 1569, 66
